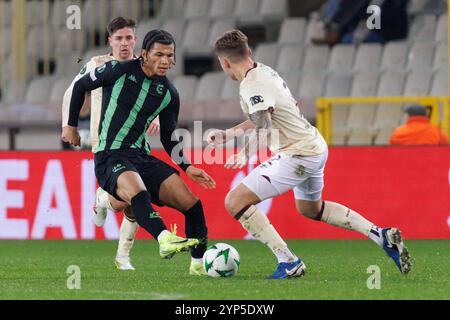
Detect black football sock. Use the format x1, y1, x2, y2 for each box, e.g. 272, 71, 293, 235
131, 191, 166, 239
183, 200, 208, 259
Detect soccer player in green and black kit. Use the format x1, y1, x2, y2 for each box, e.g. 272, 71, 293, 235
62, 30, 215, 275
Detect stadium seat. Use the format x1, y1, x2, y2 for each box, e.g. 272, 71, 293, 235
235, 0, 261, 19
278, 18, 307, 44
209, 0, 236, 19
333, 71, 379, 146
353, 43, 383, 71
430, 69, 448, 95
324, 72, 353, 97
27, 25, 56, 59
435, 14, 448, 42
112, 0, 142, 21
220, 77, 240, 100
260, 0, 288, 21
253, 43, 280, 67
182, 19, 211, 56
371, 70, 407, 132
173, 75, 198, 101
347, 130, 374, 146
403, 71, 434, 96
408, 0, 429, 15
26, 0, 49, 27
301, 45, 329, 72
160, 19, 186, 46
433, 42, 448, 70
50, 0, 69, 27
49, 77, 73, 104
328, 44, 356, 72
83, 46, 111, 62
194, 72, 226, 101
15, 129, 62, 150
380, 41, 409, 71
184, 0, 211, 20
0, 1, 11, 27
208, 19, 236, 47
1, 27, 12, 58
373, 129, 394, 145
136, 19, 161, 54
276, 44, 303, 72
82, 0, 112, 31
304, 18, 325, 44
406, 41, 435, 71
408, 14, 437, 41
297, 71, 326, 122
1, 80, 27, 104
279, 71, 301, 97
159, 0, 186, 20
25, 76, 55, 104
56, 27, 85, 55
0, 129, 8, 150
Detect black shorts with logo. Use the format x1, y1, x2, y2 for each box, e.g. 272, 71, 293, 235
94, 148, 179, 206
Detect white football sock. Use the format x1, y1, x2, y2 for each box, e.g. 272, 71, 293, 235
321, 201, 381, 246
238, 205, 297, 263
97, 188, 114, 211
191, 257, 203, 264
157, 230, 171, 242
116, 217, 138, 257
367, 225, 384, 247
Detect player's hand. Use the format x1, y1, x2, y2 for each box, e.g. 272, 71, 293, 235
206, 129, 227, 145
186, 166, 216, 189
225, 152, 248, 169
61, 125, 81, 147
147, 117, 160, 136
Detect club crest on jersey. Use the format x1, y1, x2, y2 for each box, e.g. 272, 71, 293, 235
250, 95, 264, 106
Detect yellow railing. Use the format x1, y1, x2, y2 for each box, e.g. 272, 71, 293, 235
316, 96, 450, 145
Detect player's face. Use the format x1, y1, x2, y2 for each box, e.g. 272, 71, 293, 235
109, 27, 137, 61
145, 43, 175, 76
218, 56, 237, 81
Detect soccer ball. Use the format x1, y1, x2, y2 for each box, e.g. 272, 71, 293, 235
203, 243, 240, 277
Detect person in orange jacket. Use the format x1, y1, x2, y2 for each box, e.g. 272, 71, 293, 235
390, 105, 449, 145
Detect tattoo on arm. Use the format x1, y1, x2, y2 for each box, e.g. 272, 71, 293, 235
248, 108, 273, 131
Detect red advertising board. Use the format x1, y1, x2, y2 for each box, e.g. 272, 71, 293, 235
0, 146, 449, 240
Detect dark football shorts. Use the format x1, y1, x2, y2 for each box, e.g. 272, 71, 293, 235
94, 148, 179, 206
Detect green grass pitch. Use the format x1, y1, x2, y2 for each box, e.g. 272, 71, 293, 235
0, 239, 448, 300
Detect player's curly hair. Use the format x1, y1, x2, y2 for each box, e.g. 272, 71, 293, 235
213, 29, 249, 62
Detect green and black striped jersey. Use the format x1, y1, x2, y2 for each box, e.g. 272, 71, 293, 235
68, 58, 191, 171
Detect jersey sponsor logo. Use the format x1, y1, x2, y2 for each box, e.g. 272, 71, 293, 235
127, 74, 137, 83
250, 95, 264, 106
111, 163, 126, 173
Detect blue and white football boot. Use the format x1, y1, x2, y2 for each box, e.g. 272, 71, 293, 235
268, 258, 307, 279
382, 228, 412, 274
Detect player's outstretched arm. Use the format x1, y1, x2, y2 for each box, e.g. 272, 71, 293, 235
207, 120, 255, 145
224, 108, 273, 169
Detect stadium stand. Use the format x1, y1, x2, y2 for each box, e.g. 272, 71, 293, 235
0, 0, 448, 150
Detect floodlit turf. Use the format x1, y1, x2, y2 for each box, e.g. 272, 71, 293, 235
0, 239, 448, 300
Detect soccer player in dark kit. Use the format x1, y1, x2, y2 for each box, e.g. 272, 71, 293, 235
62, 30, 215, 275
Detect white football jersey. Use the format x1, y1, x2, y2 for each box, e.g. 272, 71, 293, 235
62, 54, 114, 152
239, 62, 327, 156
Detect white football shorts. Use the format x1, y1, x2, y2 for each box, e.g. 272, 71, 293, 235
240, 149, 328, 202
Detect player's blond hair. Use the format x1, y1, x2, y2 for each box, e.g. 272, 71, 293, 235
213, 29, 249, 62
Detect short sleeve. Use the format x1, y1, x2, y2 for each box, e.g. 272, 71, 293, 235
240, 82, 275, 114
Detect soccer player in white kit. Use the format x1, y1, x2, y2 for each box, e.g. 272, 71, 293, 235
62, 17, 160, 270
208, 30, 412, 279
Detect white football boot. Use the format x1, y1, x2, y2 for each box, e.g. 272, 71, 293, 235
93, 187, 108, 227
114, 255, 135, 271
